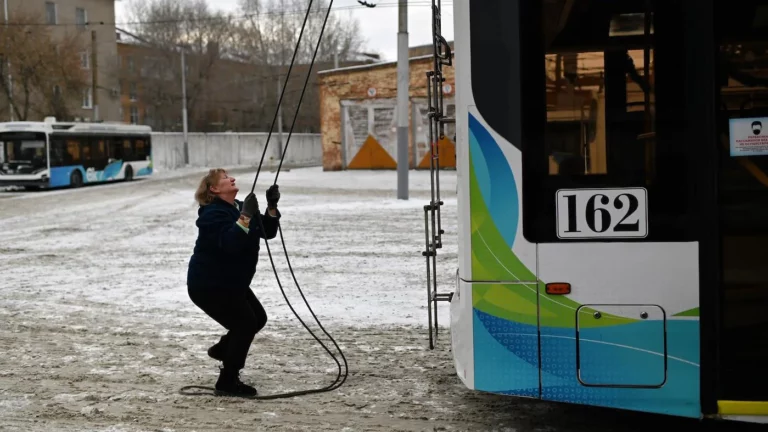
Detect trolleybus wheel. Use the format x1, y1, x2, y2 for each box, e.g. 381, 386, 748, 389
70, 170, 83, 188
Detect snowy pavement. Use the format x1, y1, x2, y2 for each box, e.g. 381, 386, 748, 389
0, 167, 751, 431
0, 166, 458, 328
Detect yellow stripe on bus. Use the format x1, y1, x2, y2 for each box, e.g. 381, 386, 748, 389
718, 401, 768, 416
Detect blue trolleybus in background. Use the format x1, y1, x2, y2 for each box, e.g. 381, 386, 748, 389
0, 117, 152, 189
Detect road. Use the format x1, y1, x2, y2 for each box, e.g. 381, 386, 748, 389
0, 167, 762, 431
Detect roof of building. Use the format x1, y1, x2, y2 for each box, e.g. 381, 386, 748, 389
317, 52, 454, 76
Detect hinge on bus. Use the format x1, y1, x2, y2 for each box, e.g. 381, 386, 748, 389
422, 0, 454, 351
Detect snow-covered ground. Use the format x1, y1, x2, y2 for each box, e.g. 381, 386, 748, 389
0, 166, 458, 328
0, 168, 730, 431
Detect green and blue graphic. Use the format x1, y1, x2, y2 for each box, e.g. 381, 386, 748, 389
468, 113, 700, 418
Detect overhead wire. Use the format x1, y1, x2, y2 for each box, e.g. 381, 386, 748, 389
0, 1, 449, 27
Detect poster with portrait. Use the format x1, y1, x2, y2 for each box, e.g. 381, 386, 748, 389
730, 117, 768, 157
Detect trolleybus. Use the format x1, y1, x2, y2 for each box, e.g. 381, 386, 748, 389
0, 118, 152, 189
422, 0, 768, 424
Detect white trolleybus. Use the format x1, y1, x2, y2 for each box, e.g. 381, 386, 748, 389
421, 0, 768, 424
0, 118, 152, 189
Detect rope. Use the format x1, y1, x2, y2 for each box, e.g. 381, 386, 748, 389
181, 0, 348, 401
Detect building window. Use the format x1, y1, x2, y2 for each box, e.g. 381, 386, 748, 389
75, 7, 87, 29
129, 82, 137, 101
127, 56, 134, 72
45, 2, 57, 25
53, 85, 61, 98
80, 51, 89, 69
130, 106, 139, 124
144, 107, 152, 126
82, 88, 92, 109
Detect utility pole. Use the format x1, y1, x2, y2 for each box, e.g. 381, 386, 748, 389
181, 48, 189, 165
4, 0, 12, 121
91, 30, 99, 121
397, 0, 409, 200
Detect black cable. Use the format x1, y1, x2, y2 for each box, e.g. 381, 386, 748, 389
274, 0, 332, 183
269, 0, 349, 390
249, 1, 315, 192
180, 0, 347, 400
258, 0, 349, 392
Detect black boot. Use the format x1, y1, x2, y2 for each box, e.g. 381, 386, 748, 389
207, 335, 228, 362
214, 367, 258, 398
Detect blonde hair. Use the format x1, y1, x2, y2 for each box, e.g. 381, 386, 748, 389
195, 168, 227, 206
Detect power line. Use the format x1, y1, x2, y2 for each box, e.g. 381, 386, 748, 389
0, 1, 451, 27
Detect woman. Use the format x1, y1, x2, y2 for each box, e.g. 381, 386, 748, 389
187, 168, 281, 398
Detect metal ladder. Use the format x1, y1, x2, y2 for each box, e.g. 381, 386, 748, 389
422, 0, 455, 350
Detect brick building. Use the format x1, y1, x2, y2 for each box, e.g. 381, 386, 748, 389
318, 49, 456, 171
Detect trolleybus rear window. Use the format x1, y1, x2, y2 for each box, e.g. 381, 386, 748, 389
519, 0, 693, 242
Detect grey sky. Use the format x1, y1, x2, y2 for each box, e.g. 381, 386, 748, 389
115, 0, 454, 62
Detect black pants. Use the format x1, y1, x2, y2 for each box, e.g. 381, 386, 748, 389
188, 285, 268, 371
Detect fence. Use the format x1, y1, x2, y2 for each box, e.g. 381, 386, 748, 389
150, 133, 322, 171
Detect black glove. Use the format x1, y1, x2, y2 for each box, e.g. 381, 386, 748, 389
266, 184, 280, 209
242, 193, 259, 218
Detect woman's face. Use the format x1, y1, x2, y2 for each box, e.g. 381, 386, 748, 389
210, 171, 238, 197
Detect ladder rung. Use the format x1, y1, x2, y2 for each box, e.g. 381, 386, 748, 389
439, 117, 455, 124
434, 293, 454, 302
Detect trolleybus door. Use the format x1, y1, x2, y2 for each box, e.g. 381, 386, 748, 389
713, 0, 768, 410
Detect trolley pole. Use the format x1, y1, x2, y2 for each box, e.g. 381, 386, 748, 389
396, 0, 409, 200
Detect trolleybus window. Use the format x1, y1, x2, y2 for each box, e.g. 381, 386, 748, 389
135, 139, 148, 160
0, 132, 48, 174
520, 0, 693, 242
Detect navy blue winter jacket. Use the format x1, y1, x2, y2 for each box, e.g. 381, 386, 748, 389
187, 197, 281, 289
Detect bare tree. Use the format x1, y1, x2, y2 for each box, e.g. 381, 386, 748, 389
0, 10, 89, 121
232, 0, 372, 133
122, 0, 237, 131
120, 0, 371, 132
235, 0, 368, 65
